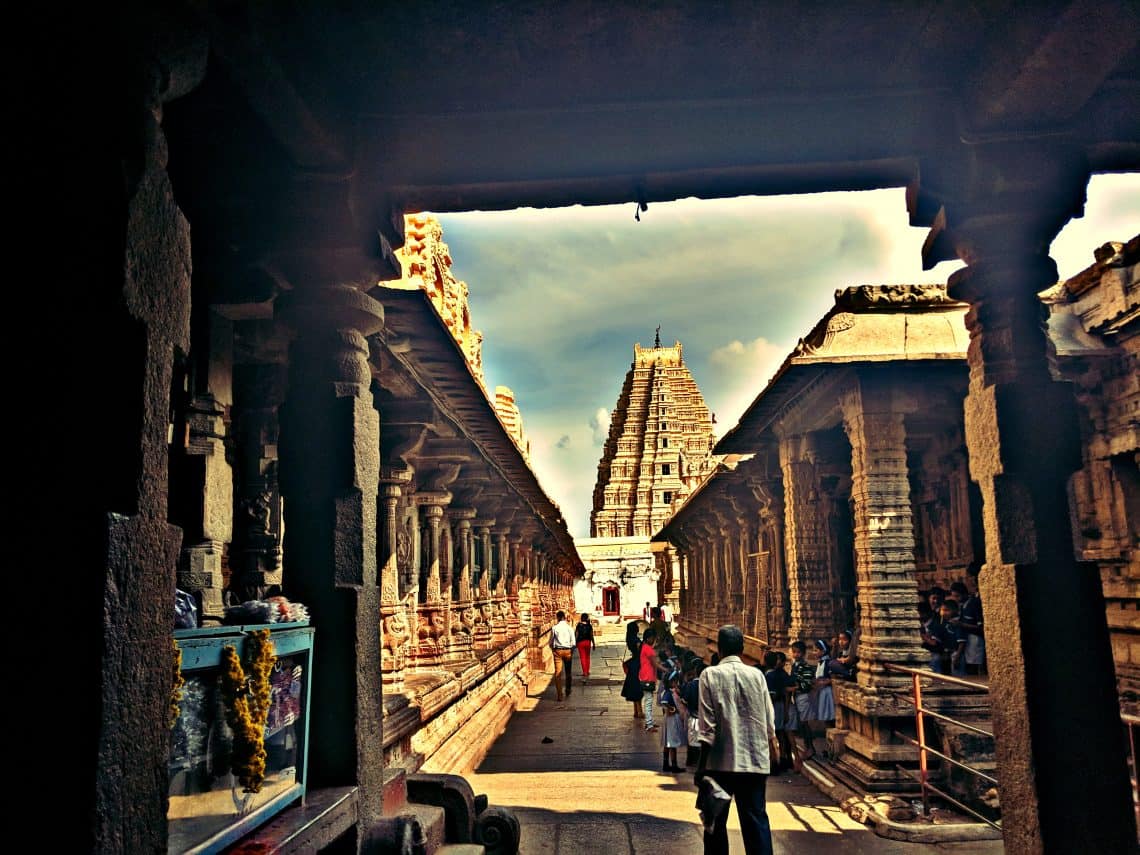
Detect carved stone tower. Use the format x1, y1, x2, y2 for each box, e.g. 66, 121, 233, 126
591, 338, 718, 538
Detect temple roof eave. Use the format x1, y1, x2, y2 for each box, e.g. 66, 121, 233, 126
373, 284, 585, 575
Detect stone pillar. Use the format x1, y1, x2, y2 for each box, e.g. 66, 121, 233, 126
172, 311, 233, 623
506, 536, 523, 638
491, 529, 510, 644
516, 547, 533, 636
380, 469, 413, 688
413, 494, 450, 667
840, 379, 928, 688
447, 508, 477, 664
779, 433, 836, 644
472, 520, 495, 651
83, 34, 205, 850
230, 362, 286, 604
916, 143, 1134, 852
276, 281, 384, 817
830, 377, 930, 789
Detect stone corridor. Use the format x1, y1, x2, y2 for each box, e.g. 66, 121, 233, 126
465, 625, 1002, 854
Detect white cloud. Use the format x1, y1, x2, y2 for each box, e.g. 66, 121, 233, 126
589, 407, 611, 445
706, 337, 790, 437
555, 434, 571, 449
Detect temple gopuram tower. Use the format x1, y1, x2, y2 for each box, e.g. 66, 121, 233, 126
592, 335, 717, 537
576, 333, 718, 621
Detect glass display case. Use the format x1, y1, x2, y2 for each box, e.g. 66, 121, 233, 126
168, 622, 314, 854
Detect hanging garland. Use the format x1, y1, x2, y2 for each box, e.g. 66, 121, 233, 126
170, 639, 185, 729
220, 629, 276, 793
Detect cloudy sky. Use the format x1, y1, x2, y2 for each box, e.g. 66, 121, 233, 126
433, 173, 1140, 539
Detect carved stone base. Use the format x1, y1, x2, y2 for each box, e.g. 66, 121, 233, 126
832, 679, 992, 794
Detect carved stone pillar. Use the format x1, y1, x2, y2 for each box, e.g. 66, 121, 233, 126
840, 379, 927, 688
490, 529, 510, 644
380, 468, 413, 688
276, 281, 384, 810
779, 433, 836, 644
915, 143, 1134, 852
230, 363, 285, 605
830, 377, 930, 788
516, 547, 533, 636
447, 508, 477, 664
413, 494, 450, 668
173, 358, 233, 623
472, 520, 495, 651
506, 536, 523, 638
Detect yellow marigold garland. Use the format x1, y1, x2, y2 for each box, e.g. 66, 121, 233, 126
171, 639, 185, 729
220, 629, 276, 792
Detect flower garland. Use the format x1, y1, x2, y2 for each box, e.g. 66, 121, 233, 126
170, 639, 185, 729
220, 629, 275, 793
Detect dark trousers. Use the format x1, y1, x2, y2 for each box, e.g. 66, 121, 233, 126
704, 771, 772, 855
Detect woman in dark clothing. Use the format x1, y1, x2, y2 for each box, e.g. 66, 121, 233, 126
575, 613, 596, 684
621, 621, 644, 718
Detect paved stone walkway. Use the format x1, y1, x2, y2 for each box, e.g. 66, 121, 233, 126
468, 625, 1003, 854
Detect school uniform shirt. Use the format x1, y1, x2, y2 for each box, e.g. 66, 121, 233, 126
960, 595, 984, 635
697, 655, 777, 775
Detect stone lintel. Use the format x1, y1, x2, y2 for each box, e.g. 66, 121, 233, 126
416, 491, 452, 508
448, 507, 477, 521
473, 519, 496, 530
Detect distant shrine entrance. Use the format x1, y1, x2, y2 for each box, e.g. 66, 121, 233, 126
602, 586, 620, 616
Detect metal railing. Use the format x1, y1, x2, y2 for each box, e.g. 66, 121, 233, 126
882, 663, 1000, 830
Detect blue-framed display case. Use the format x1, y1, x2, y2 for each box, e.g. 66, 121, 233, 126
168, 622, 314, 854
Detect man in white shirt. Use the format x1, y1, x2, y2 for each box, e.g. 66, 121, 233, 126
549, 610, 576, 701
695, 625, 778, 855
661, 603, 672, 625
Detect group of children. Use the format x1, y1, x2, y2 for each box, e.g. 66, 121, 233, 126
629, 627, 857, 774
920, 581, 986, 676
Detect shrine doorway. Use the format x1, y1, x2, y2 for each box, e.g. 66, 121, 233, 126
602, 586, 620, 616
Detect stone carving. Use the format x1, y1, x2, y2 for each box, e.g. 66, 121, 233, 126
395, 214, 486, 389
397, 516, 413, 585
382, 610, 410, 662
833, 283, 959, 310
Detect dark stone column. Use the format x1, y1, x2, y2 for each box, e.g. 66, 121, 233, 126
276, 282, 385, 824
80, 27, 206, 852
917, 142, 1135, 852
779, 433, 836, 645
230, 361, 286, 604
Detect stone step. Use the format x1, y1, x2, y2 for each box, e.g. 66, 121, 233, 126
435, 845, 485, 855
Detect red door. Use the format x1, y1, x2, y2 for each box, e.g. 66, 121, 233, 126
602, 586, 620, 616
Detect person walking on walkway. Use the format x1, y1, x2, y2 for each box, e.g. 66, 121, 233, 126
621, 621, 645, 718
639, 626, 660, 731
575, 612, 596, 684
550, 610, 575, 701
695, 625, 778, 855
